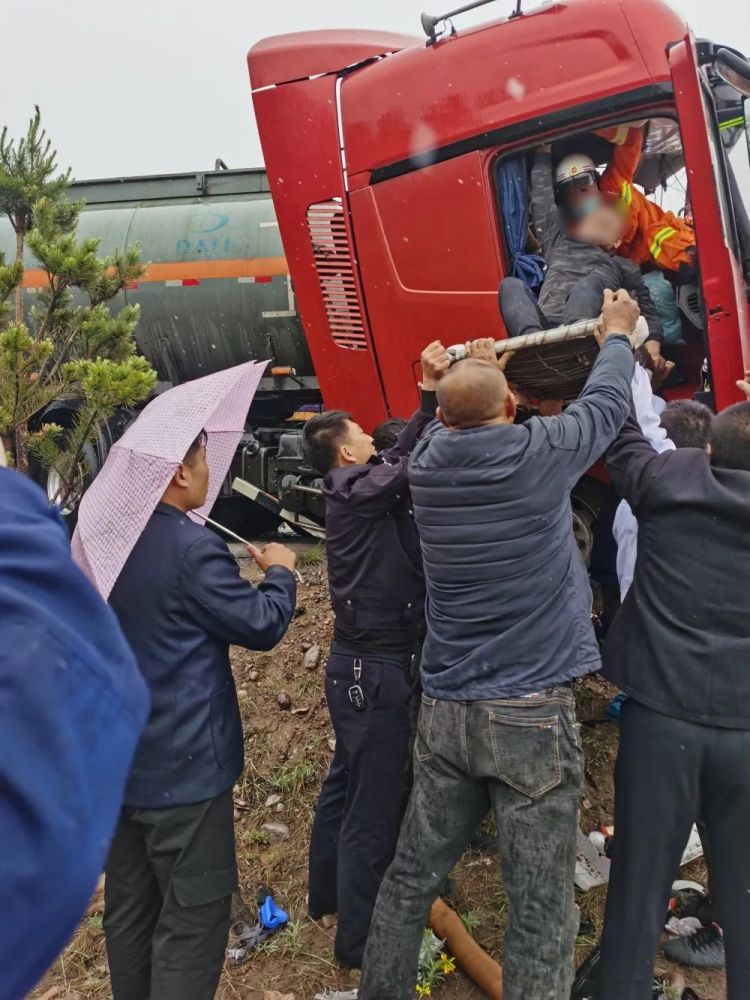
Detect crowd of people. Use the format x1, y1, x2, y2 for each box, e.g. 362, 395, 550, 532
2, 123, 750, 1000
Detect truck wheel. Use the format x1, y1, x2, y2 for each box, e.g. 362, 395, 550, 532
571, 503, 596, 566
571, 479, 606, 568
36, 441, 101, 531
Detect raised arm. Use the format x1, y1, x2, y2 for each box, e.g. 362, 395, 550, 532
181, 533, 297, 650
339, 341, 449, 514
600, 125, 644, 197
378, 389, 438, 463
605, 411, 675, 512
531, 148, 563, 255
536, 290, 637, 488
630, 363, 674, 456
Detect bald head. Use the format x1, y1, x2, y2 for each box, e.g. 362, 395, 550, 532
436, 358, 514, 429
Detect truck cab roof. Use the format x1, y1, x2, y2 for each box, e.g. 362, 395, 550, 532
249, 29, 418, 90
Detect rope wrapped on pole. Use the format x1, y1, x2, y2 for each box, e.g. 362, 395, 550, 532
446, 318, 600, 363
446, 316, 646, 398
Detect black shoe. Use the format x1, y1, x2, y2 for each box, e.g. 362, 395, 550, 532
571, 948, 600, 1000
663, 925, 725, 969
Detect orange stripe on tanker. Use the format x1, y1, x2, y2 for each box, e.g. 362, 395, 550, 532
22, 256, 289, 289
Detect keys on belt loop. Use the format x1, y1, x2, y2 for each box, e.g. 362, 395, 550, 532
349, 658, 365, 711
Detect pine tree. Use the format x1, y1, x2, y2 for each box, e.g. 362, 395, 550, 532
0, 106, 70, 322
0, 108, 156, 500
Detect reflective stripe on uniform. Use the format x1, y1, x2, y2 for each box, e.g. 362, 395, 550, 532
620, 182, 633, 208
650, 226, 678, 260
720, 115, 744, 131
612, 124, 630, 145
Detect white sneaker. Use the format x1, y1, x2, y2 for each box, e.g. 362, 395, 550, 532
314, 991, 359, 1000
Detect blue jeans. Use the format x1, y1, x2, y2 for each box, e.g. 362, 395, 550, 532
360, 687, 583, 1000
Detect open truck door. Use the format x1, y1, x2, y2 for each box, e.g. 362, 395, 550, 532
248, 32, 418, 429
669, 33, 750, 409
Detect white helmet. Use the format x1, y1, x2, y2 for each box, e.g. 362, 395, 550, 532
555, 153, 598, 188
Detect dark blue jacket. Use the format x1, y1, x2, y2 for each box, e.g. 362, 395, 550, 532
409, 336, 634, 699
0, 469, 149, 1000
323, 394, 435, 654
109, 503, 296, 808
604, 415, 750, 728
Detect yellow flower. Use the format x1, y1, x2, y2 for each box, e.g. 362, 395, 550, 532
416, 985, 432, 996
439, 953, 456, 974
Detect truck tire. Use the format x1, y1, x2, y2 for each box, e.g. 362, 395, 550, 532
34, 440, 101, 532
571, 476, 608, 567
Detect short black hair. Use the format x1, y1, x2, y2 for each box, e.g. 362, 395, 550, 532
710, 401, 750, 472
184, 429, 207, 464
373, 416, 407, 452
659, 400, 712, 450
303, 410, 353, 475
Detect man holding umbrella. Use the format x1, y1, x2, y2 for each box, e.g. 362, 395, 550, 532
72, 363, 298, 1000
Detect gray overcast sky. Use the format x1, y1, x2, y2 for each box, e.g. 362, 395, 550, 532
1, 0, 748, 182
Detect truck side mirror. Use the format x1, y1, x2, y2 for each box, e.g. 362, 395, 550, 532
714, 48, 750, 97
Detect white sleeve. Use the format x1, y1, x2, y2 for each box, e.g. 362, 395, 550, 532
613, 499, 638, 600
612, 371, 675, 600
631, 365, 675, 455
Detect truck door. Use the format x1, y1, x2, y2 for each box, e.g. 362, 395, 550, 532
669, 33, 750, 409
249, 32, 419, 431
347, 151, 504, 417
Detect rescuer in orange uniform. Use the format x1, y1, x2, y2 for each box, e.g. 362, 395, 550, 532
601, 124, 695, 271
555, 125, 695, 273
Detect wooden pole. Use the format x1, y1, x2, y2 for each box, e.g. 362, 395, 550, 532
429, 898, 503, 999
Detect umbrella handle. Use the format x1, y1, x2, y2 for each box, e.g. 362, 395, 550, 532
197, 514, 304, 584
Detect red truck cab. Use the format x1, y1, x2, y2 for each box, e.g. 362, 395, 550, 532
249, 0, 750, 552
250, 0, 750, 428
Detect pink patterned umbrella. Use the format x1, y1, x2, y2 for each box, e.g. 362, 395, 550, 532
72, 360, 267, 599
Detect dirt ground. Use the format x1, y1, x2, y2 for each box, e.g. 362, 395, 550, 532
31, 548, 726, 1000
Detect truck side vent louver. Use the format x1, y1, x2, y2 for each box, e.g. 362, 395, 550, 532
307, 200, 368, 351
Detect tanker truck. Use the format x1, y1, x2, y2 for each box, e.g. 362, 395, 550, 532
2, 166, 327, 531
5, 0, 750, 559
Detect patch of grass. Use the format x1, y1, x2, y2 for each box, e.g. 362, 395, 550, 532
246, 829, 271, 846
271, 919, 306, 959
296, 673, 322, 699
460, 909, 483, 933
295, 542, 325, 567
272, 759, 318, 795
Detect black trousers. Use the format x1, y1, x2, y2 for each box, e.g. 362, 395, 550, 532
499, 274, 608, 337
103, 790, 237, 1000
308, 646, 413, 968
600, 701, 750, 1000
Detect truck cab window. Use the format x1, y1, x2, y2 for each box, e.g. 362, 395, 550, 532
494, 116, 707, 402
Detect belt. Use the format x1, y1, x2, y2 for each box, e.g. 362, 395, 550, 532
333, 598, 422, 630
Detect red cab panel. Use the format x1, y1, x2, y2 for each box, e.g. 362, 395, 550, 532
340, 0, 686, 186
250, 69, 388, 429
349, 151, 504, 416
